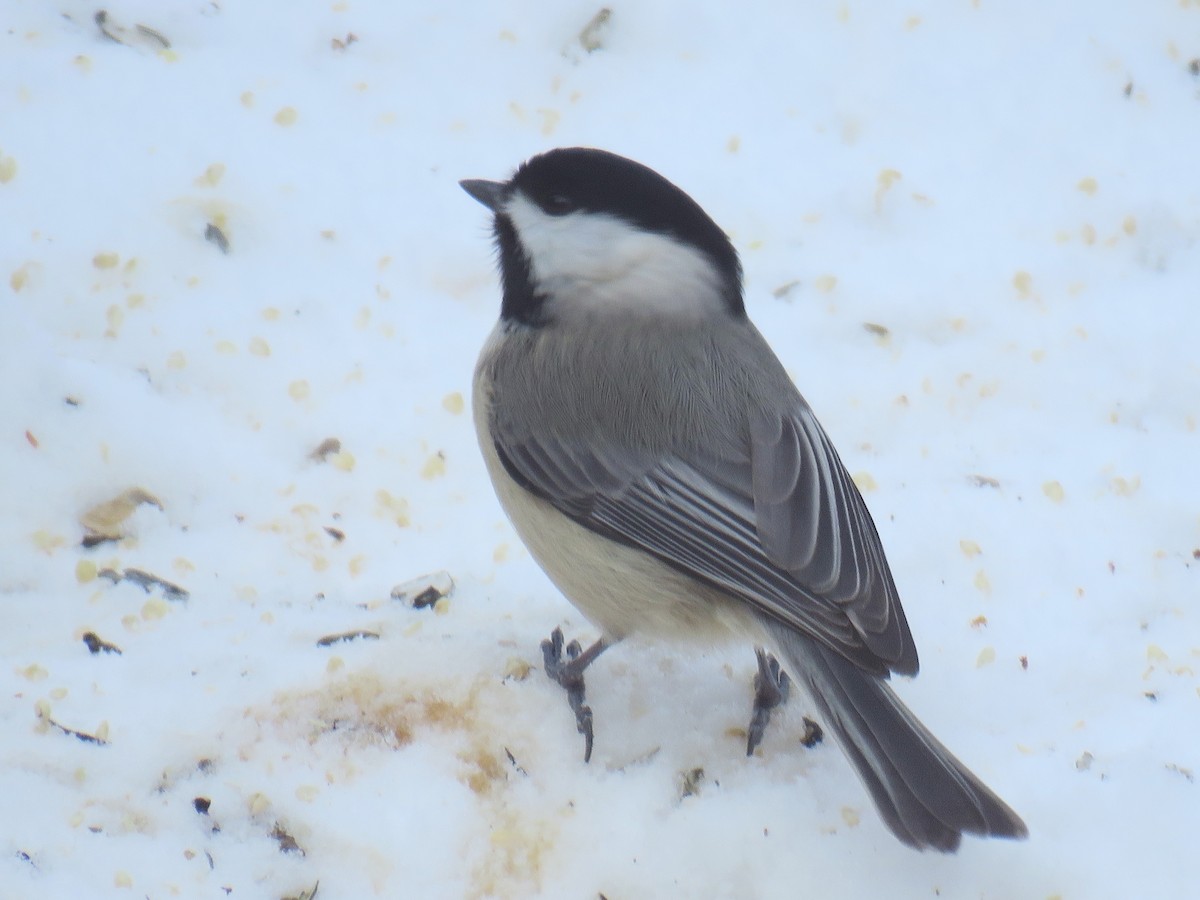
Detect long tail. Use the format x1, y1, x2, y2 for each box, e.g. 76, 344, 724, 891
765, 622, 1028, 852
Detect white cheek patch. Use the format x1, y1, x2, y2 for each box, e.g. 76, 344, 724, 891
504, 194, 728, 318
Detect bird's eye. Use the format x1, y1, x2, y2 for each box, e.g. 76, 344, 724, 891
544, 194, 576, 216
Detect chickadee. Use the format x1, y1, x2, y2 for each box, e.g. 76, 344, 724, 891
461, 147, 1027, 852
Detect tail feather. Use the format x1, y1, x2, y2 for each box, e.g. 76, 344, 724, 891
766, 622, 1028, 852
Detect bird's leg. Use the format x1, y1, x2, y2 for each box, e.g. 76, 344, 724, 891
747, 647, 791, 756
540, 627, 609, 762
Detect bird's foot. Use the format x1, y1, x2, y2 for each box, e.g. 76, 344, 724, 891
747, 647, 791, 756
541, 627, 608, 762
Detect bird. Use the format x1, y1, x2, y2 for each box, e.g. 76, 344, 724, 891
460, 147, 1027, 852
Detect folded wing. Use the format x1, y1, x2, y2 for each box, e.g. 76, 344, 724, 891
494, 403, 917, 677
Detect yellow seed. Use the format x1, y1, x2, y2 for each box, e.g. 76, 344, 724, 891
93, 252, 120, 269
348, 555, 366, 577
421, 454, 446, 479
114, 871, 133, 888
434, 597, 450, 616
331, 450, 356, 471
504, 658, 532, 681
1076, 177, 1098, 195
196, 162, 226, 187
1122, 215, 1137, 235
22, 664, 49, 681
167, 350, 187, 369
976, 646, 996, 667
1110, 476, 1140, 496
959, 539, 982, 558
327, 656, 345, 673
1013, 271, 1033, 297
105, 305, 124, 334
841, 807, 861, 826
262, 306, 281, 321
873, 169, 902, 212
1147, 644, 1168, 663
76, 560, 98, 582
442, 392, 465, 414
214, 339, 237, 355
240, 90, 255, 108
0, 155, 17, 183
288, 380, 310, 401
248, 336, 271, 357
295, 785, 319, 802
141, 598, 169, 620
1042, 480, 1065, 503
974, 569, 991, 594
126, 293, 145, 308
32, 530, 66, 552
851, 471, 877, 492
1080, 223, 1096, 245
814, 275, 838, 293
376, 489, 410, 527
274, 106, 298, 126
877, 168, 902, 189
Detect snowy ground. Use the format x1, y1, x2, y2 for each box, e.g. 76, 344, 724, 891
2, 1, 1198, 898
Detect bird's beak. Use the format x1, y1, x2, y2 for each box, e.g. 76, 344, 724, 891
459, 179, 507, 212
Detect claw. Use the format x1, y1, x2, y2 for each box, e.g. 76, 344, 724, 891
540, 627, 565, 668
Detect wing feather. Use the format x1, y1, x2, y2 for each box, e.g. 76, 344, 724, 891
494, 399, 916, 675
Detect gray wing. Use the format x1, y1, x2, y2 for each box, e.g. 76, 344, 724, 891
495, 404, 917, 677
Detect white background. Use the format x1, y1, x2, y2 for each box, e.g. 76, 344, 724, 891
2, 1, 1198, 897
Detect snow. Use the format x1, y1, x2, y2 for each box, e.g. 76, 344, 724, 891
2, 1, 1198, 897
